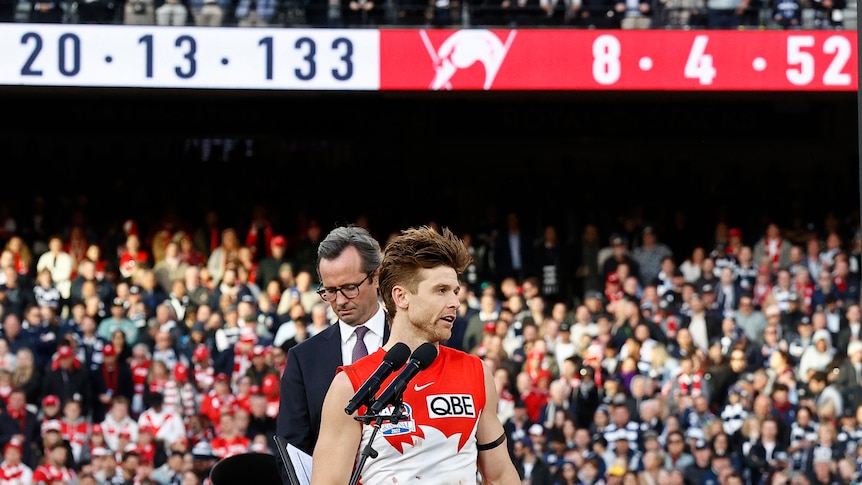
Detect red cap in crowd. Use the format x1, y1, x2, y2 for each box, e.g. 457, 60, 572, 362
174, 363, 189, 382
240, 331, 258, 345
193, 345, 210, 361
41, 419, 62, 435
57, 346, 74, 359
263, 374, 279, 395
103, 344, 116, 357
4, 439, 22, 454
43, 395, 60, 407
271, 235, 287, 247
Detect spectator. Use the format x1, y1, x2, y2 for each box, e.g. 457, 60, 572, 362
632, 226, 673, 290
256, 235, 292, 292
798, 331, 836, 384
97, 297, 138, 347
0, 389, 39, 468
0, 438, 33, 484
101, 396, 139, 452
32, 440, 76, 484
118, 233, 150, 282
151, 449, 185, 484
207, 228, 241, 286
155, 0, 190, 24
42, 344, 92, 417
90, 343, 135, 424
138, 392, 186, 450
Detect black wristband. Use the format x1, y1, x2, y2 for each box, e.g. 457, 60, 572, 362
477, 433, 506, 451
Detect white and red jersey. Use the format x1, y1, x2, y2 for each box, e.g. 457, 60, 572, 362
235, 393, 252, 414
101, 415, 139, 452
138, 407, 186, 445
32, 464, 75, 485
193, 363, 215, 394
164, 380, 198, 421
147, 377, 168, 396
60, 419, 89, 462
231, 351, 253, 384
130, 441, 157, 467
210, 434, 250, 459
200, 391, 237, 425
0, 461, 33, 485
265, 395, 279, 419
131, 360, 152, 414
341, 346, 487, 485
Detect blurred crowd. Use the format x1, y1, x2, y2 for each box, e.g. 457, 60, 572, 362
457, 212, 862, 485
0, 0, 851, 35
0, 198, 859, 484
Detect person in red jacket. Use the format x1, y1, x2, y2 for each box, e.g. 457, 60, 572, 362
210, 411, 250, 460
0, 438, 32, 484
59, 398, 88, 464
32, 441, 76, 485
200, 373, 236, 426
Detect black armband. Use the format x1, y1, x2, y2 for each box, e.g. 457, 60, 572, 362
477, 433, 506, 451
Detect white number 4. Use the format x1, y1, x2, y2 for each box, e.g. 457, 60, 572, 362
684, 35, 716, 85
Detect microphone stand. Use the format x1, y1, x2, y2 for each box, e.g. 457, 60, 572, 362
348, 398, 407, 485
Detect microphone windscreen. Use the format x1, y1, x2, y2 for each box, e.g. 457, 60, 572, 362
386, 343, 411, 368
412, 343, 438, 371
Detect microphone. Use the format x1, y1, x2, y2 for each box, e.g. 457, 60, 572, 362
344, 343, 411, 415
367, 343, 438, 416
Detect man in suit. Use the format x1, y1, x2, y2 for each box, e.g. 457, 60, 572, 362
836, 340, 862, 411
276, 225, 389, 460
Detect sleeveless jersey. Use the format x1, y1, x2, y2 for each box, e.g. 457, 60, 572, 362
339, 346, 486, 485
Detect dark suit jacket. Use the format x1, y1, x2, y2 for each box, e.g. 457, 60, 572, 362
276, 321, 390, 456
745, 439, 789, 485
89, 361, 135, 423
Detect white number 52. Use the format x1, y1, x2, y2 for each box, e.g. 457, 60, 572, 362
787, 35, 851, 86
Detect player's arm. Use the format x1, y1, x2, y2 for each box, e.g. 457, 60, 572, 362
476, 361, 520, 485
310, 371, 363, 485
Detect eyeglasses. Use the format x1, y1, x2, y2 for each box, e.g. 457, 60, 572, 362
317, 273, 373, 302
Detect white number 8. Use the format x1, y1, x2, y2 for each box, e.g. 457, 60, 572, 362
593, 35, 621, 85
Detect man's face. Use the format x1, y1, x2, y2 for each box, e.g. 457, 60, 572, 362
8, 393, 24, 411
4, 448, 20, 464
50, 446, 67, 465
318, 246, 378, 327
404, 266, 461, 343
123, 456, 140, 473
59, 355, 74, 370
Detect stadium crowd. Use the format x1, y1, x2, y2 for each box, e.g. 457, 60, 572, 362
1, 0, 850, 37
0, 202, 859, 485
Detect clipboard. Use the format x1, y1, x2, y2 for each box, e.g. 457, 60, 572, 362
273, 435, 313, 485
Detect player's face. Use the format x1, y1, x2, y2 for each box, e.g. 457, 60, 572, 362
406, 266, 460, 343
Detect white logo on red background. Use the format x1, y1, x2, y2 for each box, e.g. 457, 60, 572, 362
420, 30, 516, 91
